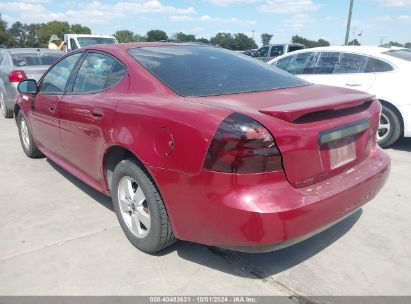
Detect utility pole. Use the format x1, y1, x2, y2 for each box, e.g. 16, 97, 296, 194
345, 0, 354, 45
251, 29, 255, 42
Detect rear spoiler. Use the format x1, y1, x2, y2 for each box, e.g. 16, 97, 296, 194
259, 94, 374, 123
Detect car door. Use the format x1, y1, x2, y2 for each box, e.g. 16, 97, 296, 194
59, 51, 128, 184
29, 52, 83, 156
304, 52, 376, 92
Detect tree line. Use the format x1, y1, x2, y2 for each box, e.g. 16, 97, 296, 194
1, 16, 410, 50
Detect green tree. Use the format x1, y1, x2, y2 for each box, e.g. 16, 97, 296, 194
195, 37, 210, 44
404, 42, 411, 49
233, 33, 257, 50
292, 35, 330, 48
0, 14, 15, 47
9, 21, 27, 47
389, 41, 403, 47
146, 29, 167, 42
38, 20, 71, 47
261, 33, 273, 45
173, 32, 196, 42
210, 32, 235, 49
70, 24, 91, 34
114, 29, 135, 43
133, 34, 147, 42
348, 39, 361, 46
25, 23, 42, 47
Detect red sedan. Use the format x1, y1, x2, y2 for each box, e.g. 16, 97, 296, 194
15, 43, 390, 253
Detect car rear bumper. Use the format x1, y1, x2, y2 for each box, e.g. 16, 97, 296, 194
149, 147, 390, 251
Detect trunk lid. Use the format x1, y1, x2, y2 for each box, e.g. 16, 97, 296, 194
188, 84, 380, 188
17, 66, 49, 82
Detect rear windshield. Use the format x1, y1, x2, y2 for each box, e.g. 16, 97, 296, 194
12, 53, 62, 67
383, 49, 411, 62
128, 46, 307, 97
77, 37, 117, 47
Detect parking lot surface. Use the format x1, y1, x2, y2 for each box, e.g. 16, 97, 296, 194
0, 116, 410, 296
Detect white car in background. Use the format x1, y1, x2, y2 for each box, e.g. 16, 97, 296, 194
269, 46, 411, 147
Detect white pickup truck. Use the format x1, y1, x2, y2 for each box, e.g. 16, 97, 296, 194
64, 34, 118, 52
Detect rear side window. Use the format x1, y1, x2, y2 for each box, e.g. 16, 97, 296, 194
270, 45, 284, 57
72, 53, 125, 93
128, 46, 307, 97
12, 53, 62, 67
314, 52, 340, 74
288, 45, 304, 53
365, 57, 393, 72
383, 49, 411, 62
334, 53, 368, 74
257, 46, 269, 58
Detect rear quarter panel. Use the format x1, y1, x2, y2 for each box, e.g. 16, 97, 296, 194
107, 57, 232, 175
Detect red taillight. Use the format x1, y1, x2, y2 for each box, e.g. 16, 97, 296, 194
8, 70, 27, 83
204, 113, 283, 174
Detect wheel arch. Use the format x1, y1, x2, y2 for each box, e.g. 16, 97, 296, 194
102, 145, 160, 196
379, 99, 404, 136
14, 103, 22, 122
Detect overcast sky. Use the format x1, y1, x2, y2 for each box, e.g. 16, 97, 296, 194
1, 0, 410, 46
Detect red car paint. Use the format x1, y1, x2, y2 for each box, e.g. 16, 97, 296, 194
15, 43, 390, 251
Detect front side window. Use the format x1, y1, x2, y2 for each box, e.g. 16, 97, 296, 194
70, 38, 78, 50
39, 53, 82, 94
270, 45, 284, 57
314, 52, 340, 74
72, 53, 125, 93
276, 52, 318, 75
128, 46, 307, 97
334, 53, 368, 74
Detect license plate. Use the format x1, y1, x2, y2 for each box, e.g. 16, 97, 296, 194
329, 140, 356, 169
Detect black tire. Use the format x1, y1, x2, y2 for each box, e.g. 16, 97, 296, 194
0, 91, 13, 118
112, 159, 176, 253
378, 105, 402, 148
17, 111, 43, 158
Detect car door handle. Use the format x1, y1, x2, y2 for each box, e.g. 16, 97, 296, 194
345, 82, 361, 87
49, 104, 56, 113
90, 108, 103, 119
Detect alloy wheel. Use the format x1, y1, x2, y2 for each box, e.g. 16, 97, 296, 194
117, 176, 151, 238
0, 93, 5, 117
377, 112, 391, 143
20, 118, 30, 150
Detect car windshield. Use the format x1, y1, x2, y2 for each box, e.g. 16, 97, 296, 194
128, 46, 308, 97
383, 49, 411, 62
12, 53, 62, 67
77, 37, 117, 47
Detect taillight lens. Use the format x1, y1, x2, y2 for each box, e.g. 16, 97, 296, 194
204, 113, 283, 174
8, 70, 27, 83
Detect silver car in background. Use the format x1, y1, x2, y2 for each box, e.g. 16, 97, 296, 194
0, 48, 64, 118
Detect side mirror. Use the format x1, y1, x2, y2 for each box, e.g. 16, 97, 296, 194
253, 52, 260, 58
18, 79, 38, 94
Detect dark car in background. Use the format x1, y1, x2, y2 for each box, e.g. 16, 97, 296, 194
0, 48, 64, 118
253, 43, 305, 62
